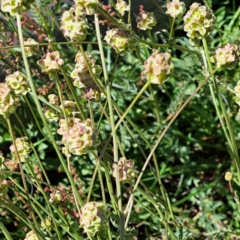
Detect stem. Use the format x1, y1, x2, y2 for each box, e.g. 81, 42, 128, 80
94, 13, 124, 239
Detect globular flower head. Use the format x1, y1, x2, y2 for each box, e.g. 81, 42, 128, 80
116, 0, 130, 16
48, 94, 59, 105
136, 11, 157, 30
225, 171, 233, 181
60, 100, 81, 118
74, 0, 98, 15
1, 0, 34, 16
210, 43, 239, 69
0, 179, 8, 198
142, 51, 174, 84
183, 3, 215, 44
24, 230, 39, 240
49, 190, 62, 204
24, 38, 40, 57
57, 118, 99, 156
37, 51, 64, 80
166, 0, 186, 19
70, 51, 102, 89
80, 202, 109, 237
104, 28, 135, 55
44, 107, 59, 122
61, 8, 88, 41
41, 217, 53, 231
10, 137, 32, 162
112, 157, 138, 183
6, 71, 30, 96
0, 83, 19, 116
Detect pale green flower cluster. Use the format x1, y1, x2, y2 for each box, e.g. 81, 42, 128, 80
112, 157, 138, 183
6, 71, 30, 96
74, 0, 98, 15
57, 118, 99, 156
24, 230, 40, 240
104, 28, 135, 55
24, 38, 40, 57
166, 0, 186, 19
183, 3, 215, 45
116, 0, 130, 16
70, 51, 102, 101
136, 11, 157, 30
0, 83, 19, 116
142, 51, 174, 85
37, 51, 64, 80
80, 202, 109, 237
211, 43, 239, 69
10, 137, 32, 162
1, 0, 34, 16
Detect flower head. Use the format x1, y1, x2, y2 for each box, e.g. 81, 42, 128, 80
1, 0, 34, 16
166, 0, 186, 19
74, 0, 98, 15
136, 11, 157, 30
24, 38, 40, 57
116, 0, 130, 16
210, 43, 239, 69
80, 202, 109, 236
10, 137, 32, 162
37, 51, 64, 80
24, 230, 39, 240
142, 51, 174, 84
183, 3, 215, 45
0, 83, 19, 116
6, 71, 30, 96
104, 28, 135, 55
112, 157, 138, 183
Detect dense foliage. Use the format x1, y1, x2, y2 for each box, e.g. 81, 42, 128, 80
0, 0, 239, 239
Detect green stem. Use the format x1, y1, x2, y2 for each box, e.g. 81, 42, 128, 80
16, 13, 84, 208
94, 13, 124, 239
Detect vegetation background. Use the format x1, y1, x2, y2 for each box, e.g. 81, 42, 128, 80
0, 0, 239, 239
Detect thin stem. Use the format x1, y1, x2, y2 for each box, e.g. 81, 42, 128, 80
94, 13, 124, 239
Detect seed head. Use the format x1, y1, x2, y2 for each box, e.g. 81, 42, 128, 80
1, 0, 34, 16
24, 230, 39, 240
74, 0, 98, 15
48, 94, 59, 105
24, 38, 40, 57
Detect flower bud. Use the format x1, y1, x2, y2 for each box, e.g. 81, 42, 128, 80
136, 11, 157, 30
166, 0, 186, 19
80, 202, 109, 237
6, 71, 30, 96
104, 28, 135, 55
225, 171, 233, 181
112, 157, 138, 183
10, 137, 32, 162
183, 3, 215, 45
37, 51, 64, 80
0, 83, 19, 116
116, 0, 130, 16
210, 43, 239, 69
142, 51, 174, 84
